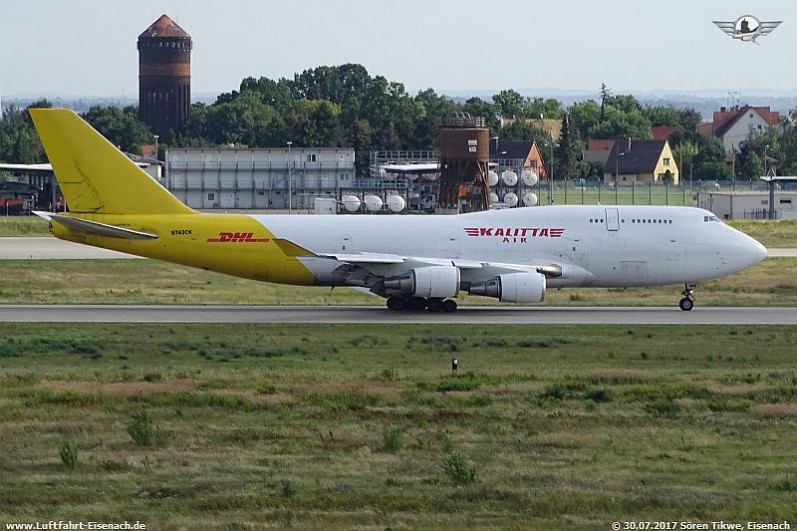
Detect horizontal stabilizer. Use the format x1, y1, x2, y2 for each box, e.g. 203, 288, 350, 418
34, 212, 158, 240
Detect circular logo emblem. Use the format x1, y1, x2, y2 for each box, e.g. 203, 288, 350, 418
734, 15, 760, 34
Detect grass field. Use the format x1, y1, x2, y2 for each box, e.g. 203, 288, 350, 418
1, 256, 796, 307
0, 323, 795, 529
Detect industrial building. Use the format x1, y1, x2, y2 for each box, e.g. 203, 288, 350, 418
165, 147, 355, 210
697, 190, 797, 220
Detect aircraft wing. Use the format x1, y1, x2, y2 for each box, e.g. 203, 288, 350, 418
309, 251, 562, 295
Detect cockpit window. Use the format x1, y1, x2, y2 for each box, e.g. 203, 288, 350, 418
703, 215, 721, 222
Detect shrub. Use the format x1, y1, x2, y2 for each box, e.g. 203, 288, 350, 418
541, 383, 568, 401
281, 480, 297, 497
644, 399, 681, 419
382, 426, 403, 453
465, 394, 493, 408
436, 373, 483, 392
59, 439, 78, 470
585, 387, 614, 403
443, 450, 478, 485
127, 410, 168, 447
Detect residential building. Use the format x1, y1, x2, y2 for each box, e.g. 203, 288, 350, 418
603, 139, 679, 185
489, 139, 548, 180
582, 139, 616, 165
697, 105, 780, 153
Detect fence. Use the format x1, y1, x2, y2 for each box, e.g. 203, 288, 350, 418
526, 180, 771, 207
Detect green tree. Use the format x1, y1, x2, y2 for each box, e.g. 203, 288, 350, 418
556, 112, 582, 181
675, 140, 698, 178
525, 97, 563, 120
492, 89, 525, 118
569, 99, 601, 140
643, 106, 682, 127
289, 99, 343, 147
81, 106, 152, 154
588, 108, 652, 140
677, 108, 703, 131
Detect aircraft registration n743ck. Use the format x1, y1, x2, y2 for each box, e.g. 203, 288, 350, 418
29, 109, 767, 313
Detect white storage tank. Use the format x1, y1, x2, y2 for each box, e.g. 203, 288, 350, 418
489, 192, 499, 203
522, 192, 538, 207
501, 170, 518, 186
387, 195, 406, 212
487, 170, 499, 187
503, 192, 518, 207
521, 170, 538, 186
342, 195, 361, 212
364, 195, 383, 212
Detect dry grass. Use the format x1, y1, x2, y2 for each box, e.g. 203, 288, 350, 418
0, 323, 795, 528
0, 256, 796, 307
753, 403, 797, 418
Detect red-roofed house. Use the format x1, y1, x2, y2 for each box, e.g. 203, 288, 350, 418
698, 105, 780, 153
651, 126, 681, 141
582, 139, 616, 164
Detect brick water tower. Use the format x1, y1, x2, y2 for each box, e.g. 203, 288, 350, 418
436, 115, 490, 214
138, 14, 192, 138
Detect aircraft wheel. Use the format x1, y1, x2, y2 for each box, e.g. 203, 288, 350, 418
407, 297, 427, 311
427, 298, 443, 312
678, 297, 694, 312
386, 296, 405, 311
442, 299, 458, 313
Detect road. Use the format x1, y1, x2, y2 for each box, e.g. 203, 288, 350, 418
1, 237, 796, 259
0, 305, 795, 325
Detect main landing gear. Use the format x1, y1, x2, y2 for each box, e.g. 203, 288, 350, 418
386, 296, 458, 313
678, 283, 697, 311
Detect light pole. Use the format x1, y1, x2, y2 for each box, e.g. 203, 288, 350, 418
764, 144, 769, 177
153, 134, 159, 161
549, 142, 554, 204
544, 140, 558, 205
287, 141, 293, 213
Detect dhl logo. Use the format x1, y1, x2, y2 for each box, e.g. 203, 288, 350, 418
206, 232, 270, 243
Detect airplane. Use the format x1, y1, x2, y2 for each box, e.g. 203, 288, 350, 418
29, 109, 767, 313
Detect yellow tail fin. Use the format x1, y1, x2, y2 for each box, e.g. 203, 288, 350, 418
29, 109, 194, 215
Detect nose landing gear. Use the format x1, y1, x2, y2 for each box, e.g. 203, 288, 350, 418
678, 283, 697, 311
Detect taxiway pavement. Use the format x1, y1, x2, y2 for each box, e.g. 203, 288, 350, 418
0, 305, 794, 325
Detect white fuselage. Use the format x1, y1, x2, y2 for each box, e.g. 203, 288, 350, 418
253, 205, 767, 289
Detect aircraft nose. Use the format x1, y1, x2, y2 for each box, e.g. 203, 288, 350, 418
747, 237, 767, 267
756, 241, 768, 262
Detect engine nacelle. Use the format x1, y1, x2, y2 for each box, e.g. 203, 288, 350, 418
468, 272, 546, 303
384, 266, 460, 298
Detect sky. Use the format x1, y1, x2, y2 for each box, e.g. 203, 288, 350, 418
1, 0, 795, 99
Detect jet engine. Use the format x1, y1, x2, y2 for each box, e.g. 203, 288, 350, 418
468, 272, 546, 303
384, 266, 460, 298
